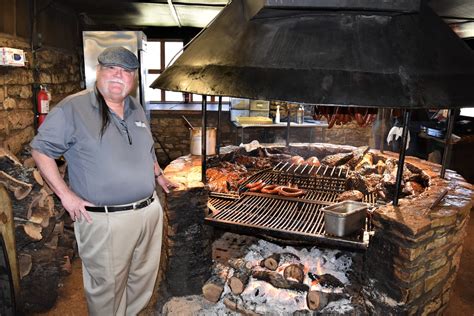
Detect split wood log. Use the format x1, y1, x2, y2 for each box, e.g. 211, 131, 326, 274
229, 270, 250, 295
27, 193, 53, 228
44, 233, 59, 250
23, 157, 36, 168
260, 253, 280, 270
202, 262, 230, 303
283, 263, 305, 283
0, 147, 23, 167
223, 295, 260, 316
306, 290, 346, 311
33, 169, 44, 186
228, 258, 253, 271
0, 171, 33, 200
251, 270, 309, 292
317, 274, 345, 288
18, 253, 32, 279
23, 222, 43, 241
259, 252, 301, 271
228, 258, 253, 295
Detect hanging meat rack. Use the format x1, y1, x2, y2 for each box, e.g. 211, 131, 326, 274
206, 162, 379, 250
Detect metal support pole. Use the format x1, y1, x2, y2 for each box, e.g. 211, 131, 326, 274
216, 96, 222, 155
380, 108, 386, 153
440, 109, 455, 179
201, 96, 207, 184
286, 104, 290, 147
393, 109, 411, 206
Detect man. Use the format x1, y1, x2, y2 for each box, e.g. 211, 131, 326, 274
31, 47, 175, 315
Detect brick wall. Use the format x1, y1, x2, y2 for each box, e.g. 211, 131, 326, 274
0, 36, 82, 154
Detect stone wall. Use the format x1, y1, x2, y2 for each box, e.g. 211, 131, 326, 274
150, 110, 373, 166
365, 153, 473, 316
0, 36, 82, 154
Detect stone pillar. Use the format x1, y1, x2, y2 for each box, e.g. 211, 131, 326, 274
364, 157, 473, 315
155, 156, 213, 308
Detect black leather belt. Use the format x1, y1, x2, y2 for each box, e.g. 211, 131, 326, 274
85, 195, 154, 213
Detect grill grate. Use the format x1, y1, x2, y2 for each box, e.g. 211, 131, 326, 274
206, 166, 376, 250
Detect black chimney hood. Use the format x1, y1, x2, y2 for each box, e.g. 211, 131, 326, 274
151, 0, 474, 109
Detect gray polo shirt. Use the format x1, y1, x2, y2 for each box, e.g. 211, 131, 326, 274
31, 89, 156, 206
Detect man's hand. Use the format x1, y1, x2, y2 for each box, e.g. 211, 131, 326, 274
60, 191, 94, 223
156, 175, 178, 193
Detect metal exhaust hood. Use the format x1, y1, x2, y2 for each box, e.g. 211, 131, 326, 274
151, 0, 474, 109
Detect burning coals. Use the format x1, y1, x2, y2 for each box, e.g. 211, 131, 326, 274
169, 239, 360, 315
233, 240, 353, 314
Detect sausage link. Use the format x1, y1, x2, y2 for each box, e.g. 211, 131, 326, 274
245, 180, 263, 189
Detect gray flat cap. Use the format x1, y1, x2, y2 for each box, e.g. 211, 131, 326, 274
98, 47, 139, 70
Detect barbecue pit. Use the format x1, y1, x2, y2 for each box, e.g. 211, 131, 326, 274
155, 143, 472, 315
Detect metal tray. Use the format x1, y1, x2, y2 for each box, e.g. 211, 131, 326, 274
322, 201, 368, 237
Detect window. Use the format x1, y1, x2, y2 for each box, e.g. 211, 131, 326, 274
144, 39, 229, 104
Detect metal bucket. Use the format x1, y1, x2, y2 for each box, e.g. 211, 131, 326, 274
190, 127, 216, 156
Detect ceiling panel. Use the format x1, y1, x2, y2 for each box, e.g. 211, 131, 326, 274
175, 4, 224, 27
57, 0, 474, 38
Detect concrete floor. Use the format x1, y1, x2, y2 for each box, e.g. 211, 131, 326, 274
35, 211, 474, 316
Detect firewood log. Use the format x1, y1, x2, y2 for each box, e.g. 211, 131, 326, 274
23, 157, 36, 168
260, 253, 280, 270
33, 169, 44, 186
223, 295, 260, 316
202, 262, 230, 303
306, 290, 328, 310
23, 222, 43, 241
259, 252, 301, 271
229, 270, 250, 295
18, 253, 32, 279
283, 263, 305, 283
251, 270, 309, 292
228, 258, 253, 294
306, 290, 345, 311
228, 258, 253, 271
0, 171, 33, 200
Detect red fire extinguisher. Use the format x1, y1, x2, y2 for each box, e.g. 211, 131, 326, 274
37, 85, 51, 127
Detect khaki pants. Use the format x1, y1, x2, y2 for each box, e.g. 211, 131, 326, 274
74, 193, 163, 316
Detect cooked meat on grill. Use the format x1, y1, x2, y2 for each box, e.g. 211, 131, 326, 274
337, 190, 364, 201
355, 153, 374, 171
261, 184, 282, 194
376, 160, 386, 175
305, 156, 320, 166
208, 176, 230, 193
346, 172, 381, 195
206, 162, 248, 193
279, 186, 306, 197
263, 148, 292, 161
290, 156, 305, 165
347, 146, 370, 169
345, 172, 369, 195
320, 152, 353, 166
235, 156, 272, 169
364, 174, 383, 193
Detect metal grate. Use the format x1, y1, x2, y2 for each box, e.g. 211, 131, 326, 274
206, 166, 376, 250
